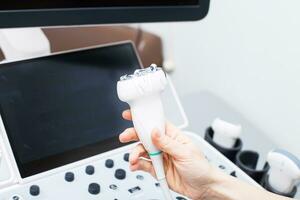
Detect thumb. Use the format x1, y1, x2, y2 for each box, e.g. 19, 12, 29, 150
151, 129, 181, 158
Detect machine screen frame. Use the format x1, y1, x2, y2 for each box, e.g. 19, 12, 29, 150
0, 41, 141, 178
0, 0, 210, 28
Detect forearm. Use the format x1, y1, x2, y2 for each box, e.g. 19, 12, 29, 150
199, 168, 293, 200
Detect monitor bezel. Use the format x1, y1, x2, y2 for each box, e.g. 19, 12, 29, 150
0, 1, 210, 28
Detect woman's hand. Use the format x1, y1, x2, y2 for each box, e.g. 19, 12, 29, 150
119, 110, 218, 199
119, 110, 294, 200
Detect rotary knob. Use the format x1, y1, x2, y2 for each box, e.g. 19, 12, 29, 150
114, 169, 126, 180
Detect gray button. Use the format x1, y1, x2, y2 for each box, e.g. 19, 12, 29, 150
109, 184, 118, 190
29, 185, 40, 196
136, 175, 144, 180
88, 183, 100, 195
123, 153, 129, 162
86, 165, 95, 175
115, 169, 126, 180
65, 172, 75, 182
105, 159, 114, 168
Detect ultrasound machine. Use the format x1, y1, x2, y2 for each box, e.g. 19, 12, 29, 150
0, 1, 289, 199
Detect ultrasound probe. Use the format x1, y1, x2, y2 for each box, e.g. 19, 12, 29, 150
117, 64, 173, 200
266, 149, 300, 194
212, 118, 242, 148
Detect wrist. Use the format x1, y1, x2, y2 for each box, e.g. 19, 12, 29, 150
202, 168, 233, 200
200, 168, 287, 200
191, 166, 230, 200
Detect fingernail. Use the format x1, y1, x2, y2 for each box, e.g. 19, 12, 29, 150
119, 132, 125, 142
129, 155, 135, 164
121, 130, 127, 136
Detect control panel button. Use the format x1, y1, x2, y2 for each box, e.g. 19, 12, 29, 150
136, 175, 144, 180
218, 165, 226, 170
123, 153, 129, 162
109, 184, 118, 190
85, 165, 95, 175
88, 183, 101, 195
176, 196, 187, 200
65, 172, 75, 182
114, 169, 126, 180
128, 186, 141, 194
10, 195, 23, 200
29, 185, 40, 196
230, 171, 237, 177
105, 159, 114, 168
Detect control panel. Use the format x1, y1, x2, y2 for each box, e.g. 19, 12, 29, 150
0, 131, 258, 200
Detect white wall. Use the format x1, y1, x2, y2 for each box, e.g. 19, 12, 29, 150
141, 0, 300, 155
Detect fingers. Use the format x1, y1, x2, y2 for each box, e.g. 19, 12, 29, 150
119, 128, 139, 143
151, 129, 184, 159
129, 143, 149, 165
129, 144, 155, 177
130, 158, 156, 178
122, 110, 132, 121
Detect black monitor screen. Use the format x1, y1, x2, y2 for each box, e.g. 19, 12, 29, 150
0, 0, 209, 28
1, 0, 198, 10
0, 43, 138, 178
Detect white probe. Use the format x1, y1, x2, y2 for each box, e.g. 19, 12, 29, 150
211, 118, 242, 148
267, 149, 300, 194
117, 64, 173, 200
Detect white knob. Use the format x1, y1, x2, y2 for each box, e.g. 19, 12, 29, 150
267, 149, 300, 193
211, 118, 242, 148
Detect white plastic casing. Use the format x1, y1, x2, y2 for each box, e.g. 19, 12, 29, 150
211, 118, 242, 148
117, 67, 167, 180
267, 149, 300, 193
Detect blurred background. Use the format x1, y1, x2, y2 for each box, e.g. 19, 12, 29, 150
142, 0, 300, 157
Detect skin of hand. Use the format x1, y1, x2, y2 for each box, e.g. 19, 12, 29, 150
119, 110, 294, 200
119, 109, 220, 199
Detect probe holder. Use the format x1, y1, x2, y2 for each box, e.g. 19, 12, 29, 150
235, 150, 269, 184
263, 175, 297, 198
204, 127, 242, 163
